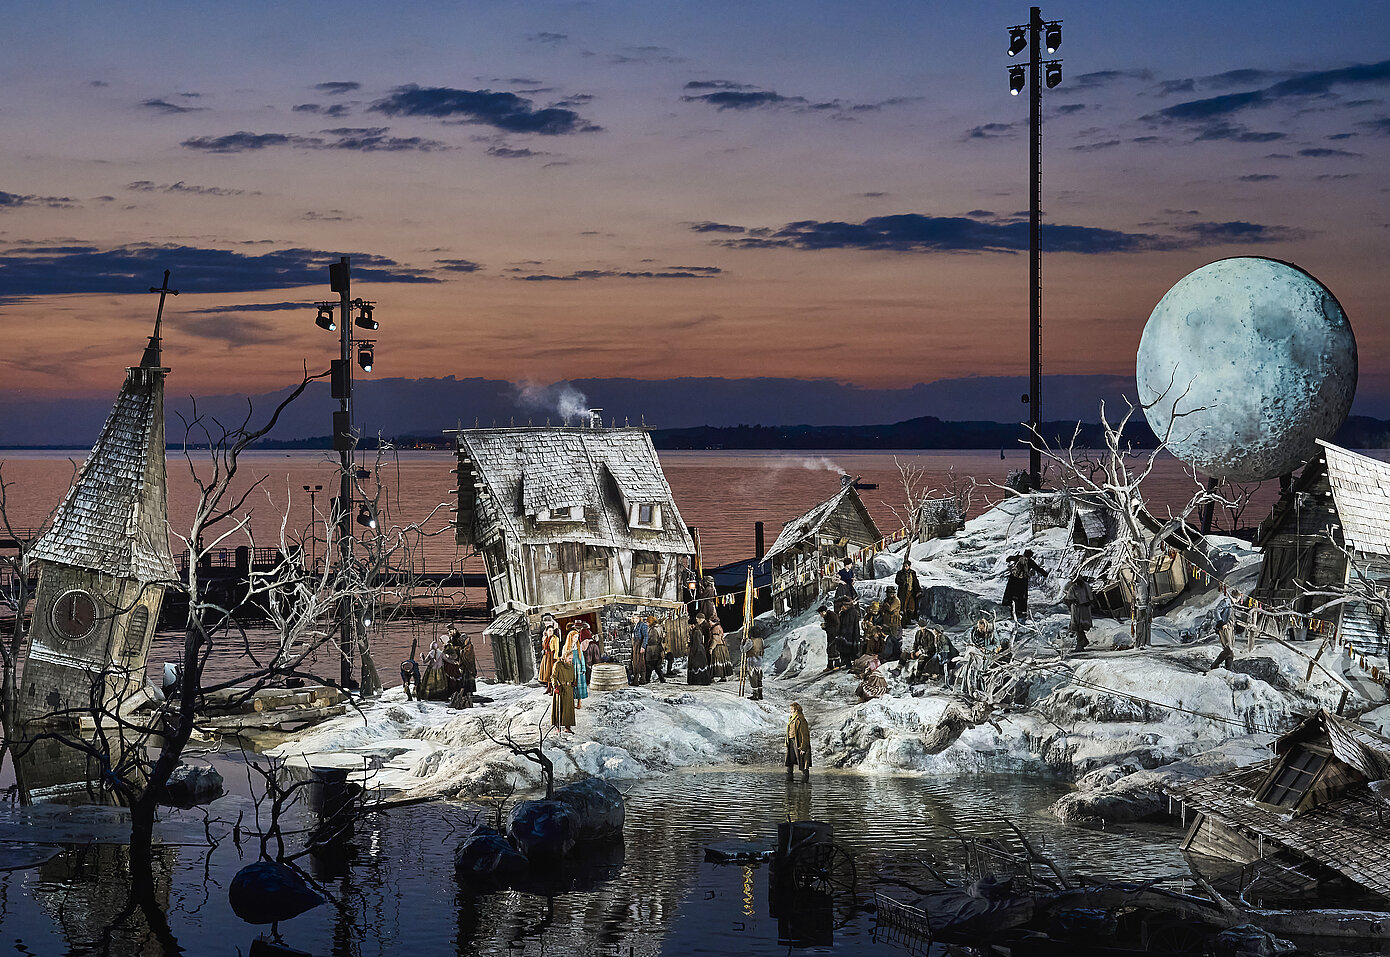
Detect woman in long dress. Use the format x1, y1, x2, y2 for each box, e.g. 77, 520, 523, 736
419, 639, 449, 700
537, 617, 560, 686
707, 618, 733, 681
550, 636, 577, 732
569, 625, 589, 709
785, 702, 811, 774
686, 614, 711, 685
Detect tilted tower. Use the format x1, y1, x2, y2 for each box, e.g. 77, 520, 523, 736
19, 301, 177, 727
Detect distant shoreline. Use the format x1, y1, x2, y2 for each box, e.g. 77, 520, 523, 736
2, 413, 1387, 452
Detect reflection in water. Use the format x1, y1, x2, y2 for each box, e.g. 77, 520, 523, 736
8, 763, 1382, 956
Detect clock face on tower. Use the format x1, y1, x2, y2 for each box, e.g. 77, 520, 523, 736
52, 589, 99, 641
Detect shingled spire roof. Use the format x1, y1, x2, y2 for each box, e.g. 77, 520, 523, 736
28, 315, 176, 583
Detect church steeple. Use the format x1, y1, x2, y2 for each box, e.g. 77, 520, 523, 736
138, 269, 178, 370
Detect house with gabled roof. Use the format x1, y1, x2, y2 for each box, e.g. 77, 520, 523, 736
452, 425, 695, 682
763, 478, 881, 616
1169, 708, 1390, 905
1254, 441, 1390, 658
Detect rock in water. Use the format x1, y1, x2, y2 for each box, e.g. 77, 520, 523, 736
229, 861, 324, 925
454, 826, 528, 887
507, 800, 577, 859
552, 776, 625, 842
162, 765, 224, 808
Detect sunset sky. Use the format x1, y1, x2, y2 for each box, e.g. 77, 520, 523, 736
2, 0, 1388, 417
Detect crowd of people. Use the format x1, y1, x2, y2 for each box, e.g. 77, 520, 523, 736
400, 624, 478, 706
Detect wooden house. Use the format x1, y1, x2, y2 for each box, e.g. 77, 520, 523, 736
1170, 709, 1390, 904
1033, 490, 1192, 615
453, 426, 695, 682
914, 495, 964, 540
764, 479, 882, 617
1254, 441, 1390, 657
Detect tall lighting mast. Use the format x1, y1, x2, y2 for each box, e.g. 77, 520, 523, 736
1007, 7, 1063, 491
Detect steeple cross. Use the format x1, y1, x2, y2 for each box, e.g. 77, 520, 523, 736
142, 269, 178, 368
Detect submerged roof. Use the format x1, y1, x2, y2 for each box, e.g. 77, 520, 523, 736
1170, 709, 1390, 900
29, 340, 175, 583
455, 427, 694, 554
1319, 440, 1390, 556
763, 484, 881, 563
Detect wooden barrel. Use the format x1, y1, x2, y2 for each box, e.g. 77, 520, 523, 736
588, 662, 629, 692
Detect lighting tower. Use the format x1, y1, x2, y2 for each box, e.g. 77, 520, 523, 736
313, 257, 380, 692
1007, 7, 1062, 491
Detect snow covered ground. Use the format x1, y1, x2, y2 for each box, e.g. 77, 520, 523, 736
268, 496, 1387, 823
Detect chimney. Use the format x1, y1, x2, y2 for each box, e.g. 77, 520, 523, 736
755, 521, 765, 560
589, 408, 603, 429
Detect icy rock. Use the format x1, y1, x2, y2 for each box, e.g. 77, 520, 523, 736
161, 765, 224, 808
507, 799, 577, 859
454, 826, 528, 887
228, 861, 324, 925
1214, 924, 1296, 956
1229, 656, 1290, 690
920, 584, 989, 627
552, 776, 625, 842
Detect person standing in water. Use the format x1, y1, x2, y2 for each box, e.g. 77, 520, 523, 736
785, 702, 812, 776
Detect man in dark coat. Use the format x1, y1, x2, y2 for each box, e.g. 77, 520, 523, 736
895, 561, 921, 623
697, 576, 718, 623
1002, 549, 1047, 618
836, 595, 861, 668
818, 605, 840, 671
1063, 574, 1095, 651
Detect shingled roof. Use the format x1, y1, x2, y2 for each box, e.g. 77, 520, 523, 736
456, 427, 694, 554
1319, 439, 1390, 557
29, 360, 176, 583
763, 485, 881, 563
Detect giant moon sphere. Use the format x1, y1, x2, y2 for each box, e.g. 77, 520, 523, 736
1136, 257, 1356, 483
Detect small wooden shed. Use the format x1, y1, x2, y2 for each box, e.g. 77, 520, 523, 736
764, 480, 881, 616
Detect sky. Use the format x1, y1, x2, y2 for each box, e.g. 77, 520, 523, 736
2, 0, 1388, 419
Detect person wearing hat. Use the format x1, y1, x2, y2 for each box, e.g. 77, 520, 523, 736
882, 585, 903, 660
1002, 549, 1047, 618
785, 702, 812, 776
697, 575, 718, 623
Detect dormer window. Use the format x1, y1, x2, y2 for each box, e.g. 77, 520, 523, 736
629, 502, 662, 530
537, 506, 584, 524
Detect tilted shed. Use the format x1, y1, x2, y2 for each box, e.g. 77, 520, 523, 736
764, 481, 881, 616
453, 426, 695, 681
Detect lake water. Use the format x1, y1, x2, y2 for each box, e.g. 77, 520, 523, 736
0, 446, 1319, 687
0, 760, 1200, 956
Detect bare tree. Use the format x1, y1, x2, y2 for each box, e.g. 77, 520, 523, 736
1033, 395, 1220, 649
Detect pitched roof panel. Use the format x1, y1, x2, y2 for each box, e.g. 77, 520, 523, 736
1320, 440, 1390, 556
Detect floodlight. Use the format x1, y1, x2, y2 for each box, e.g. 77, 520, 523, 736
315, 305, 336, 331
357, 504, 377, 529
357, 341, 374, 372
1046, 62, 1063, 88
354, 301, 378, 330
1008, 27, 1027, 56
1009, 66, 1026, 95
1045, 23, 1062, 53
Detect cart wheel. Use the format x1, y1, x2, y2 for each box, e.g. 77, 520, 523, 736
1142, 917, 1206, 954
791, 843, 856, 897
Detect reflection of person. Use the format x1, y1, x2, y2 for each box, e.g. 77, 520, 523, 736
1002, 549, 1047, 618
785, 702, 812, 775
1063, 574, 1095, 651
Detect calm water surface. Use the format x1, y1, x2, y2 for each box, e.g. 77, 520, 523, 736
0, 763, 1195, 956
